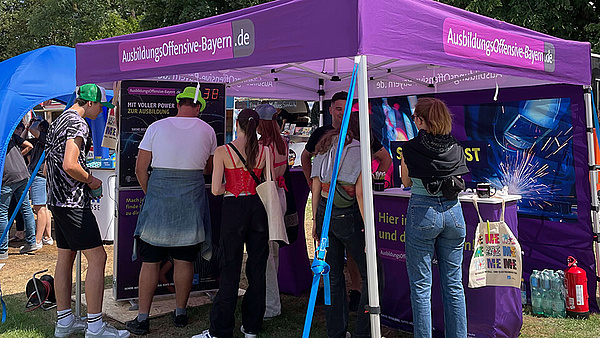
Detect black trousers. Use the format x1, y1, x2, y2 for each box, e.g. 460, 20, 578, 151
210, 194, 269, 338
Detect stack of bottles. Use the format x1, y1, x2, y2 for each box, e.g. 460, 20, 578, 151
527, 269, 566, 318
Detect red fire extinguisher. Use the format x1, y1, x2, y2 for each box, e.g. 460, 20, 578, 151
565, 256, 590, 319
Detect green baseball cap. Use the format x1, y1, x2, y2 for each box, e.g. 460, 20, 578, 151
78, 83, 115, 109
176, 86, 207, 112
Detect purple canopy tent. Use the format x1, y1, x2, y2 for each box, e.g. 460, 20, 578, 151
76, 0, 595, 336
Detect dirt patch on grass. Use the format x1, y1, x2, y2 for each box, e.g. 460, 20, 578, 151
1, 236, 114, 296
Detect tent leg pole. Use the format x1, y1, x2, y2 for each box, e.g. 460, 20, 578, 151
357, 54, 382, 338
319, 78, 325, 127
75, 250, 82, 318
585, 88, 600, 291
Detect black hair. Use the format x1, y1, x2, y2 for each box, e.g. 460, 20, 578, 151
237, 109, 260, 169
39, 120, 50, 133
331, 91, 348, 104
75, 98, 90, 107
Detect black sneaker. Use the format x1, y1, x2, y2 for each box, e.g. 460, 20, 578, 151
348, 289, 361, 312
125, 317, 149, 335
172, 310, 188, 327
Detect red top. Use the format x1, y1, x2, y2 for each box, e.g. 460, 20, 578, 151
224, 145, 264, 197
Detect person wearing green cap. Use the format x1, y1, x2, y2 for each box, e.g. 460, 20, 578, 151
126, 86, 215, 335
45, 84, 129, 337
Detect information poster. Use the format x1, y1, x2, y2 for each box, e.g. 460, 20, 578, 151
118, 80, 225, 188
115, 190, 222, 300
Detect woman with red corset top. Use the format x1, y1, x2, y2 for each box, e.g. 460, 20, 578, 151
202, 109, 269, 338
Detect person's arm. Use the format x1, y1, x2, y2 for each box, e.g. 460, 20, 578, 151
373, 147, 392, 173
355, 173, 364, 218
311, 177, 322, 244
211, 147, 226, 196
63, 137, 102, 189
400, 156, 412, 187
20, 140, 33, 156
204, 155, 214, 175
135, 149, 152, 193
301, 149, 313, 186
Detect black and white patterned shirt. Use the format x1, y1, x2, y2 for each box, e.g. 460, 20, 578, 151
45, 110, 92, 208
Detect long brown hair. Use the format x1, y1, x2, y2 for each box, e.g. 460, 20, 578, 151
258, 119, 286, 155
237, 109, 260, 169
414, 97, 453, 135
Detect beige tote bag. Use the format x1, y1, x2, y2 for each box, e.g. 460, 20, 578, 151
256, 150, 288, 244
468, 197, 522, 288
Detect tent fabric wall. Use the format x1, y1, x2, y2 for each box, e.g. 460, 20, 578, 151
0, 46, 76, 177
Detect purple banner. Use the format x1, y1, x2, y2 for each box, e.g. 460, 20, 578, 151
443, 18, 554, 72
375, 192, 522, 337
119, 19, 255, 71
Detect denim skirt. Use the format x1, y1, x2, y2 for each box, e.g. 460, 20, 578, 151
133, 168, 211, 259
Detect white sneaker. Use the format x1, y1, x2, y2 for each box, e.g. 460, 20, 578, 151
43, 237, 54, 245
20, 241, 43, 254
192, 329, 217, 338
85, 323, 130, 338
240, 325, 257, 338
54, 317, 87, 337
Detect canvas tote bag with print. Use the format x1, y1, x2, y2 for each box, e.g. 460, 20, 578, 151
228, 143, 288, 245
468, 197, 522, 288
257, 149, 289, 244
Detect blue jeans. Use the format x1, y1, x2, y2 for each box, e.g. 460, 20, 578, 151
405, 194, 467, 338
315, 198, 370, 338
0, 179, 37, 251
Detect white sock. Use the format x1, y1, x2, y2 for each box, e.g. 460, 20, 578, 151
57, 309, 73, 327
87, 312, 103, 333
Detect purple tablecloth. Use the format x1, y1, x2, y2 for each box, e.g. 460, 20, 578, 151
277, 169, 312, 296
375, 193, 522, 338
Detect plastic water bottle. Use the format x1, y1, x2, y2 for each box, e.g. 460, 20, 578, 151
530, 270, 543, 315
541, 270, 554, 316
552, 272, 566, 318
521, 278, 527, 307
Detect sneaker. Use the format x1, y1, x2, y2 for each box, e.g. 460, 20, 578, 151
43, 237, 54, 245
192, 329, 217, 338
240, 325, 258, 338
171, 310, 188, 327
346, 332, 351, 338
19, 241, 43, 254
85, 323, 130, 338
125, 317, 149, 335
0, 251, 8, 260
54, 317, 87, 337
348, 289, 361, 312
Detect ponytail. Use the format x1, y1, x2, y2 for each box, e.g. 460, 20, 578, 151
237, 109, 261, 169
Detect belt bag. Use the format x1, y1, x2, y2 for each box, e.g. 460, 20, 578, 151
228, 144, 288, 245
468, 197, 522, 288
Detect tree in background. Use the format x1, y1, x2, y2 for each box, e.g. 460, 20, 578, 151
439, 0, 600, 52
131, 0, 272, 31
0, 0, 140, 61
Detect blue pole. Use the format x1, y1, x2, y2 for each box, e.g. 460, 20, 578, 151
302, 63, 359, 337
0, 151, 46, 246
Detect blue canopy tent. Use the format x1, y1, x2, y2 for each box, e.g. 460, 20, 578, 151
0, 45, 77, 176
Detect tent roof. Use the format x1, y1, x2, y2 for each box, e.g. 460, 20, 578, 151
76, 0, 591, 99
0, 46, 76, 175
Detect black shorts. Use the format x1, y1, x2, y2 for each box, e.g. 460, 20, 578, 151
50, 206, 103, 251
137, 238, 200, 263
